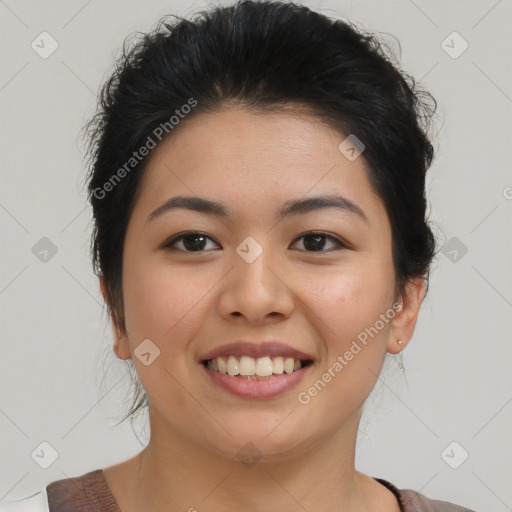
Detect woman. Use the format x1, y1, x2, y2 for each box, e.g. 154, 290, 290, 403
1, 1, 478, 510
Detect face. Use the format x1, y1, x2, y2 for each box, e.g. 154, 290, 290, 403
104, 106, 421, 462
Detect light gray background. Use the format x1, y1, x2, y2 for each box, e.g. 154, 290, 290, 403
1, 0, 511, 510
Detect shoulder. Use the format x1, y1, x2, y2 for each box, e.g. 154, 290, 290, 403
0, 469, 118, 512
375, 478, 478, 512
0, 489, 49, 512
45, 469, 121, 511
400, 488, 478, 511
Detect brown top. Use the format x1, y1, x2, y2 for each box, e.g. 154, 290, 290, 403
45, 469, 477, 512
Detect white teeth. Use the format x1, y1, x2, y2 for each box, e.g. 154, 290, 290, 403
207, 355, 307, 377
217, 357, 227, 374
239, 356, 256, 375
284, 357, 295, 374
227, 355, 240, 376
273, 356, 284, 374
256, 356, 273, 376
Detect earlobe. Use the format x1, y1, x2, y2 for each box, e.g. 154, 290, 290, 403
387, 277, 426, 354
114, 335, 132, 360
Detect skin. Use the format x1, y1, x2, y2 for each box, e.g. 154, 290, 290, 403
100, 105, 425, 512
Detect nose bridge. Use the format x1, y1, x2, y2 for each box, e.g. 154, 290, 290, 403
234, 234, 278, 293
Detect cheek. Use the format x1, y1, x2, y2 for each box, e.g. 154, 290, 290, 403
122, 254, 209, 357
294, 265, 394, 424
306, 256, 395, 346
120, 256, 214, 412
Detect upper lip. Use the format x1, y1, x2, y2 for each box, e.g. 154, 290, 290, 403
200, 341, 314, 362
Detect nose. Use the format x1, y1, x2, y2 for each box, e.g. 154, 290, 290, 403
216, 243, 295, 325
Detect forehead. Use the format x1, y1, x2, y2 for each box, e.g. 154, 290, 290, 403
135, 106, 388, 229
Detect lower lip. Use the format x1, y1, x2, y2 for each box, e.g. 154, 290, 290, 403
201, 363, 312, 399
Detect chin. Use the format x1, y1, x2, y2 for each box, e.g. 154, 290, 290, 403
199, 417, 320, 465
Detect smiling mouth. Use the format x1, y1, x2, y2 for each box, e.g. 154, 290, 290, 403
202, 355, 313, 380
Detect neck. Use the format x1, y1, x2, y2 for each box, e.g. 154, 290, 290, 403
124, 406, 376, 511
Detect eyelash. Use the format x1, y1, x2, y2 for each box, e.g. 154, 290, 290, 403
162, 231, 349, 253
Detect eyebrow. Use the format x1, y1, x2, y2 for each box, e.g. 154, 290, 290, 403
146, 194, 368, 223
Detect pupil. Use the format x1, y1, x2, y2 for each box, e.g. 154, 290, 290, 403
304, 234, 325, 251
184, 234, 207, 251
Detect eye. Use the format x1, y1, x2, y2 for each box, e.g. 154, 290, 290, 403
162, 231, 221, 253
162, 230, 348, 254
290, 231, 348, 252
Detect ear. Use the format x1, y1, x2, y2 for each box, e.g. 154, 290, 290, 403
99, 276, 132, 361
386, 277, 427, 354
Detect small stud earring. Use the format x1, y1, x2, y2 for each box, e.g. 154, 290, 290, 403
397, 339, 405, 373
